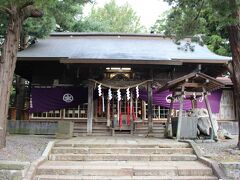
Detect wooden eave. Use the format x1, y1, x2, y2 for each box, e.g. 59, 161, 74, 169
174, 58, 230, 64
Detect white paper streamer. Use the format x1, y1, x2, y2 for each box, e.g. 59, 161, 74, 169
117, 89, 121, 101
98, 84, 102, 96
108, 88, 112, 101
136, 86, 139, 99
126, 88, 130, 101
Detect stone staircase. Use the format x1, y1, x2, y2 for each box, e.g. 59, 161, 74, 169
33, 137, 218, 180
73, 120, 111, 136
134, 120, 165, 137
74, 119, 166, 137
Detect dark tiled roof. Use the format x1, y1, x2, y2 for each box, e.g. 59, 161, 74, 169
17, 33, 231, 64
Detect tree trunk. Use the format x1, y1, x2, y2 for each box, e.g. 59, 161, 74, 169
0, 9, 22, 148
228, 1, 240, 148
15, 76, 26, 120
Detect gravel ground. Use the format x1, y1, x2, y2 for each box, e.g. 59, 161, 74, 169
0, 135, 54, 162
195, 135, 240, 162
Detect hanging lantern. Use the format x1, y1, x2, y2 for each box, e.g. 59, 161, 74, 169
126, 88, 130, 101
117, 89, 121, 101
136, 86, 139, 99
98, 84, 102, 96
108, 88, 112, 101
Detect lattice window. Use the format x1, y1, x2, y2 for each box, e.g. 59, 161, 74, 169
32, 110, 61, 119
145, 103, 170, 120
64, 104, 88, 119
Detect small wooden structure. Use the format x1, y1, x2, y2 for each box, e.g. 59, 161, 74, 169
161, 72, 225, 140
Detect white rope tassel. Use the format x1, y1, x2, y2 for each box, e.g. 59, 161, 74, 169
117, 89, 121, 122
135, 86, 139, 118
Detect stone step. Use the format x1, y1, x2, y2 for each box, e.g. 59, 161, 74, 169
134, 130, 165, 134
51, 147, 194, 155
36, 161, 212, 176
74, 126, 110, 130
73, 133, 112, 137
34, 175, 218, 180
132, 134, 165, 138
74, 131, 110, 133
49, 154, 197, 161
54, 142, 190, 148
135, 126, 165, 129
133, 131, 164, 134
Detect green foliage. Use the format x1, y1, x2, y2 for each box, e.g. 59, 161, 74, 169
23, 13, 56, 38
0, 12, 7, 48
0, 0, 91, 39
203, 35, 231, 56
73, 0, 146, 33
152, 0, 235, 56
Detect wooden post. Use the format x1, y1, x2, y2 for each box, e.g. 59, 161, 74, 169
203, 87, 217, 140
16, 76, 26, 120
147, 81, 153, 134
164, 93, 174, 137
87, 82, 94, 135
130, 91, 133, 134
176, 86, 185, 140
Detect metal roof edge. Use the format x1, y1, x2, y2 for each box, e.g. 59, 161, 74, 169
60, 58, 183, 65
49, 32, 174, 38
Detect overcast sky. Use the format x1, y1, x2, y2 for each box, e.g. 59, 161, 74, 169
83, 0, 171, 30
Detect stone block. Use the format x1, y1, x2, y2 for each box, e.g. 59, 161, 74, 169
220, 162, 240, 179
56, 121, 73, 139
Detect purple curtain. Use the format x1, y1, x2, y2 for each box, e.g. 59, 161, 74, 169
139, 89, 222, 113
30, 87, 88, 113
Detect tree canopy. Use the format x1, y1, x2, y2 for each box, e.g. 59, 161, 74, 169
152, 0, 240, 148
0, 0, 90, 40
151, 1, 233, 56
73, 0, 146, 33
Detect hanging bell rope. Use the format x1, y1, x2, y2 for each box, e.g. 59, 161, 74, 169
89, 79, 152, 89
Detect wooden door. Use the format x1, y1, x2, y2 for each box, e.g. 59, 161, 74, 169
219, 90, 235, 120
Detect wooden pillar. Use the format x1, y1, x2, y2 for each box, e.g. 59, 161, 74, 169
191, 99, 197, 109
16, 76, 26, 120
147, 81, 153, 134
164, 93, 174, 137
87, 82, 94, 135
176, 86, 185, 140
203, 87, 217, 140
130, 91, 133, 134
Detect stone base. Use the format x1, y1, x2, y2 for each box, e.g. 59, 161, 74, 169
0, 161, 30, 180
0, 127, 6, 149
220, 162, 240, 179
56, 121, 73, 139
